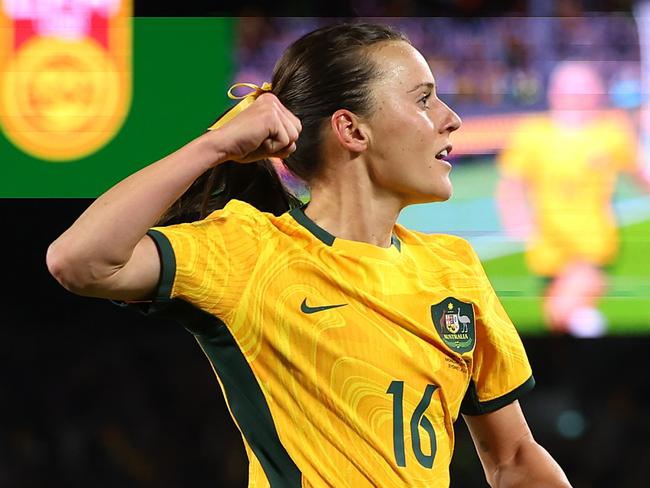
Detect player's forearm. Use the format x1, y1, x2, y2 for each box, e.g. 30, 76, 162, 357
490, 438, 571, 488
47, 131, 228, 283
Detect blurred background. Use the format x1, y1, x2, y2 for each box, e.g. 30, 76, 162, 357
1, 0, 650, 486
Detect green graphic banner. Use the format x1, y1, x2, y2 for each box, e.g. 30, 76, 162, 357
0, 17, 235, 197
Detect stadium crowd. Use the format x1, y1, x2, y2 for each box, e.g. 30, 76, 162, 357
234, 14, 640, 116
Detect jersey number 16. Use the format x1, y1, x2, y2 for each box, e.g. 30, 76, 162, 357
386, 380, 438, 469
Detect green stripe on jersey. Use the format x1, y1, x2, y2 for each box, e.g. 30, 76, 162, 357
117, 230, 302, 486
174, 301, 303, 487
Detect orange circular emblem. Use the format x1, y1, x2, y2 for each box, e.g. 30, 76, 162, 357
1, 36, 126, 161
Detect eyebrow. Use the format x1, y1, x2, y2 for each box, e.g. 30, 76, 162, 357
407, 82, 435, 93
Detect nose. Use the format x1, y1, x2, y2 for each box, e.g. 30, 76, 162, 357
440, 101, 462, 133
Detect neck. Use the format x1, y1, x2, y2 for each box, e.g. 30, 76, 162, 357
305, 162, 402, 248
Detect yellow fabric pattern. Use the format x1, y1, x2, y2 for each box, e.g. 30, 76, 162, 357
149, 200, 533, 487
498, 113, 637, 276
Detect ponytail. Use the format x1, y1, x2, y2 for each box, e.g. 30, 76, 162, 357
156, 80, 301, 226
207, 160, 302, 216
156, 159, 302, 226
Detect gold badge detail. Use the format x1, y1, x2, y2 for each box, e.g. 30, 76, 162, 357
0, 0, 132, 161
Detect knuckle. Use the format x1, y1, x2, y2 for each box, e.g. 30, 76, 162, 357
264, 139, 275, 152
258, 92, 275, 103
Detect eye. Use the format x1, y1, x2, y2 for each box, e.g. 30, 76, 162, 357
418, 93, 432, 109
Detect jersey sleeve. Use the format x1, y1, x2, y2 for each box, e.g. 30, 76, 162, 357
459, 241, 535, 415
115, 200, 262, 322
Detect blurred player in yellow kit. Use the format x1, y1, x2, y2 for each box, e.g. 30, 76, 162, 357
497, 60, 650, 336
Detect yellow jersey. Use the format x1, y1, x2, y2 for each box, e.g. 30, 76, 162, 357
498, 112, 637, 276
122, 199, 533, 487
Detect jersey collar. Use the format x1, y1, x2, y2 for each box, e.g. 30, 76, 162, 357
288, 204, 402, 253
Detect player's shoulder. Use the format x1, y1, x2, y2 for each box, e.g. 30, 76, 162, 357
593, 110, 636, 137
157, 199, 271, 245
396, 224, 468, 247
205, 199, 262, 221
396, 225, 479, 264
510, 114, 553, 137
202, 199, 279, 230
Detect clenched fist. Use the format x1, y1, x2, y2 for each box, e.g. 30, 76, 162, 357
207, 93, 302, 165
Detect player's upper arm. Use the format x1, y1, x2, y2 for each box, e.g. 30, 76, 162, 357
54, 234, 162, 302
99, 233, 162, 301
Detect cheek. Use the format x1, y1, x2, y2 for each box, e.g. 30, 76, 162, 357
383, 136, 434, 183
389, 124, 430, 159
372, 108, 434, 165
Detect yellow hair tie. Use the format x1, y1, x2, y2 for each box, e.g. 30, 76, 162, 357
207, 82, 272, 131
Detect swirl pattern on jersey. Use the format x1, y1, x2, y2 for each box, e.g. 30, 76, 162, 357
149, 200, 533, 488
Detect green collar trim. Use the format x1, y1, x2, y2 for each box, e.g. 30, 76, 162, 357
288, 204, 401, 252
288, 205, 335, 246
391, 234, 402, 252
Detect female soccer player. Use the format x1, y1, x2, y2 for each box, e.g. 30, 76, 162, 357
46, 22, 571, 488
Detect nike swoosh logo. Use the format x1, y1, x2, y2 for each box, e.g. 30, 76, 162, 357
300, 298, 347, 314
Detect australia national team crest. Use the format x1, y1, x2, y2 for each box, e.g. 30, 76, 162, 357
431, 297, 476, 354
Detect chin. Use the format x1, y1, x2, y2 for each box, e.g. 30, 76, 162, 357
428, 182, 453, 202
407, 186, 453, 205
430, 192, 452, 203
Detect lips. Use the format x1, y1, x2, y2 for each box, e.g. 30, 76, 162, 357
435, 144, 452, 160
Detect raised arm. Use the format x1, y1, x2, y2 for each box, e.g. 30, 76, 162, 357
46, 93, 301, 301
463, 401, 571, 488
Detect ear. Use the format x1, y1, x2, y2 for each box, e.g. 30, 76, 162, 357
330, 109, 369, 153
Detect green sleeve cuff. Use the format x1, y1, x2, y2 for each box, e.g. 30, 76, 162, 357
146, 228, 176, 301
460, 375, 536, 416
110, 228, 176, 316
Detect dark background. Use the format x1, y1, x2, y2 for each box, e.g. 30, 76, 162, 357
3, 199, 649, 487
3, 0, 649, 487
